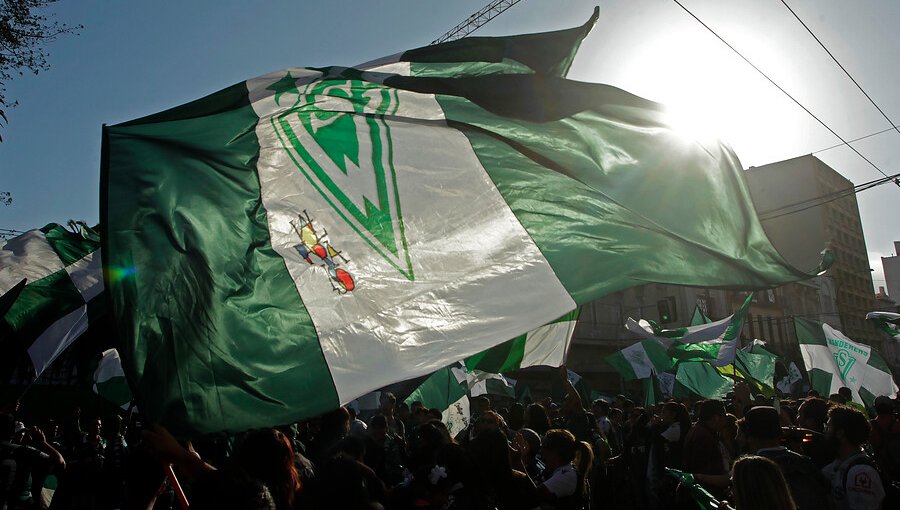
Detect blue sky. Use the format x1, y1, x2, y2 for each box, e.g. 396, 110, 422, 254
1, 0, 898, 286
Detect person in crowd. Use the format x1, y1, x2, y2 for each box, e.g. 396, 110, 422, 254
727, 455, 797, 510
349, 405, 369, 437
837, 388, 868, 417
526, 428, 593, 510
1, 413, 66, 510
379, 393, 406, 440
517, 428, 546, 481
556, 367, 594, 444
869, 395, 900, 485
100, 414, 129, 510
313, 435, 386, 510
364, 413, 407, 486
591, 400, 612, 438
235, 428, 302, 510
427, 443, 491, 510
525, 403, 553, 437
51, 416, 105, 509
822, 405, 885, 510
469, 428, 533, 510
737, 406, 831, 510
308, 406, 350, 466
507, 403, 525, 432
683, 399, 730, 496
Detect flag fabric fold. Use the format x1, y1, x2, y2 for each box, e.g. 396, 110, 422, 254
404, 364, 470, 437
103, 14, 824, 434
93, 348, 132, 409
1, 224, 104, 378
465, 309, 579, 373
796, 318, 898, 407
867, 311, 900, 341
606, 339, 674, 381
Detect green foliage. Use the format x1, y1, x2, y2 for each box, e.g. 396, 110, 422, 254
1, 0, 81, 141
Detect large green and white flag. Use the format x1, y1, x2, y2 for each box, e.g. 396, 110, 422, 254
102, 14, 822, 434
796, 318, 898, 407
465, 309, 579, 373
0, 224, 104, 377
867, 311, 900, 341
404, 364, 469, 437
93, 348, 132, 409
605, 339, 674, 381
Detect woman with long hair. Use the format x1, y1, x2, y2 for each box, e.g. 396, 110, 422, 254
235, 428, 302, 510
728, 455, 797, 510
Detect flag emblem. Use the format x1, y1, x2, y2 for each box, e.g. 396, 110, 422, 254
833, 348, 857, 379
271, 73, 414, 281
291, 211, 355, 294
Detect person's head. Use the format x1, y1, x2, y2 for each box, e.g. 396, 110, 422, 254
469, 428, 512, 482
540, 429, 593, 495
838, 387, 853, 403
103, 415, 123, 439
873, 396, 894, 417
731, 456, 797, 510
739, 406, 782, 452
472, 396, 492, 417
192, 466, 276, 510
380, 392, 397, 414
828, 393, 846, 405
335, 434, 367, 462
591, 399, 610, 417
613, 394, 628, 409
697, 399, 727, 432
826, 405, 870, 451
86, 417, 102, 436
524, 403, 551, 434
368, 414, 388, 442
397, 401, 411, 421
474, 410, 503, 436
235, 428, 300, 510
320, 407, 351, 438
806, 389, 820, 398
508, 403, 525, 430
608, 407, 625, 426
797, 397, 829, 432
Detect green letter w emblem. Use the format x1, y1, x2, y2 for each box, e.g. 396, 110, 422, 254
270, 72, 414, 280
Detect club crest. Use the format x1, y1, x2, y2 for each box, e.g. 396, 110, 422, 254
291, 210, 355, 294
833, 348, 857, 380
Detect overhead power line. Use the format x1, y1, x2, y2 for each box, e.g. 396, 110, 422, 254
432, 0, 525, 45
813, 124, 900, 154
670, 0, 899, 187
780, 0, 900, 139
757, 171, 900, 221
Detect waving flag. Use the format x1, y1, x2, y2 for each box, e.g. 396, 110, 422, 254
93, 348, 132, 409
0, 224, 104, 378
606, 339, 674, 381
404, 364, 469, 437
103, 12, 823, 434
867, 311, 900, 341
796, 318, 898, 407
465, 309, 579, 373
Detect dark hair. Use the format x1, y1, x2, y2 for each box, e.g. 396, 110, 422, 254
698, 400, 726, 422
369, 414, 387, 429
731, 456, 797, 510
592, 400, 610, 413
828, 405, 870, 446
799, 398, 829, 430
663, 402, 692, 442
469, 428, 514, 488
742, 406, 782, 440
542, 429, 593, 498
524, 403, 551, 435
235, 429, 300, 510
0, 413, 14, 439
192, 466, 276, 510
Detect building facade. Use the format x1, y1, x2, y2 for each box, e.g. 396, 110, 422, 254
883, 241, 900, 302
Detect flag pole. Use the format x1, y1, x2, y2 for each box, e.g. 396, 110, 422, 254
166, 465, 190, 510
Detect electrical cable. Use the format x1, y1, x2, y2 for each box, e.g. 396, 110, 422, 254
780, 0, 900, 139
670, 0, 899, 185
813, 124, 900, 154
758, 171, 900, 221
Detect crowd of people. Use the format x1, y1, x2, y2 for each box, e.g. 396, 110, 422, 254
1, 366, 899, 510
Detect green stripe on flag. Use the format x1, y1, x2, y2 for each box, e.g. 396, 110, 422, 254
465, 309, 579, 373
4, 270, 84, 342
42, 224, 100, 266
675, 362, 733, 399
103, 84, 339, 435
795, 318, 827, 345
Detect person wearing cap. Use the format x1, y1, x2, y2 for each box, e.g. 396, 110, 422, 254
737, 406, 831, 510
1, 413, 66, 508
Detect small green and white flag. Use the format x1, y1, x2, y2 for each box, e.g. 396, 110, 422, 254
404, 364, 469, 437
605, 339, 674, 381
93, 348, 132, 409
629, 294, 753, 367
465, 309, 580, 373
796, 318, 898, 407
0, 224, 104, 378
867, 311, 900, 341
103, 13, 822, 434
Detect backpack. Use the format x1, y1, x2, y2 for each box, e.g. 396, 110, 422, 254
840, 455, 899, 510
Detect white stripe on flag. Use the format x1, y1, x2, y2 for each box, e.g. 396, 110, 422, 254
520, 320, 577, 368
64, 250, 104, 301
0, 230, 64, 293
250, 77, 574, 403
27, 305, 89, 377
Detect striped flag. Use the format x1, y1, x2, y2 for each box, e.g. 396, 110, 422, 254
102, 14, 822, 434
605, 339, 674, 381
93, 348, 132, 409
0, 224, 104, 377
867, 311, 900, 341
796, 318, 898, 407
404, 364, 469, 437
465, 309, 579, 373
